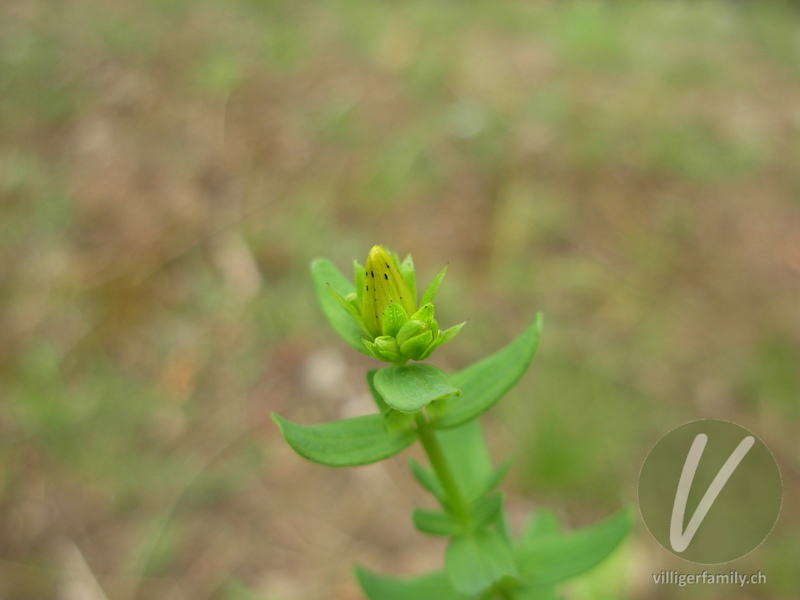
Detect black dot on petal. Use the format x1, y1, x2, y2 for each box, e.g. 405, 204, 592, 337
383, 273, 388, 280
366, 285, 369, 290
371, 271, 374, 277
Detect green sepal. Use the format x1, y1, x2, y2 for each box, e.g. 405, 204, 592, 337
399, 253, 417, 304
311, 259, 372, 355
446, 529, 518, 597
373, 364, 461, 413
271, 413, 416, 467
434, 314, 542, 429
326, 284, 371, 337
354, 565, 465, 600
419, 321, 462, 360
421, 265, 447, 306
354, 259, 365, 305
412, 508, 461, 536
516, 508, 632, 587
408, 458, 447, 506
437, 321, 466, 346
410, 302, 435, 322
362, 339, 380, 359
382, 302, 409, 337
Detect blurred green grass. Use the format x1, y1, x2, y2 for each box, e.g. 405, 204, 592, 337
2, 0, 800, 598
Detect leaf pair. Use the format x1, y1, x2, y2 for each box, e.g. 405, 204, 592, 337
356, 508, 632, 599
272, 316, 542, 467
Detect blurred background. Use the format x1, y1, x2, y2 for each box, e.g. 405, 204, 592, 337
2, 0, 800, 598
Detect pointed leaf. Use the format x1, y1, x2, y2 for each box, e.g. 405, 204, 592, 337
409, 458, 447, 505
471, 493, 504, 529
311, 259, 370, 355
517, 509, 560, 553
374, 364, 461, 413
421, 265, 447, 306
354, 566, 465, 600
412, 508, 461, 536
446, 529, 518, 597
437, 420, 493, 502
474, 460, 511, 501
517, 508, 631, 587
516, 585, 558, 600
272, 413, 416, 467
435, 314, 542, 429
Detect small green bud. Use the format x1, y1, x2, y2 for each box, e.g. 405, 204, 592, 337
374, 336, 402, 362
396, 319, 428, 347
381, 302, 409, 338
399, 329, 434, 361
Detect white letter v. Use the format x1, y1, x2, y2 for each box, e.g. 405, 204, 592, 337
670, 433, 755, 552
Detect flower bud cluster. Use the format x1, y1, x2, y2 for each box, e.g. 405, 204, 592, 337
328, 245, 464, 364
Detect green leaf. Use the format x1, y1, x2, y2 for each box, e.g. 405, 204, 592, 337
515, 585, 558, 600
437, 420, 493, 503
409, 458, 447, 505
421, 265, 447, 306
272, 413, 416, 467
367, 370, 415, 432
354, 565, 465, 600
366, 369, 390, 412
436, 314, 543, 429
474, 460, 511, 501
446, 529, 518, 597
311, 259, 370, 355
517, 508, 631, 587
412, 508, 461, 536
374, 364, 461, 413
471, 493, 504, 529
517, 509, 560, 551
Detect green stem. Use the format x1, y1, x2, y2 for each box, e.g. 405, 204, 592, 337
415, 413, 471, 526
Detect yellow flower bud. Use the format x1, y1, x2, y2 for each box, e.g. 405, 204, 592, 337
361, 245, 417, 338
